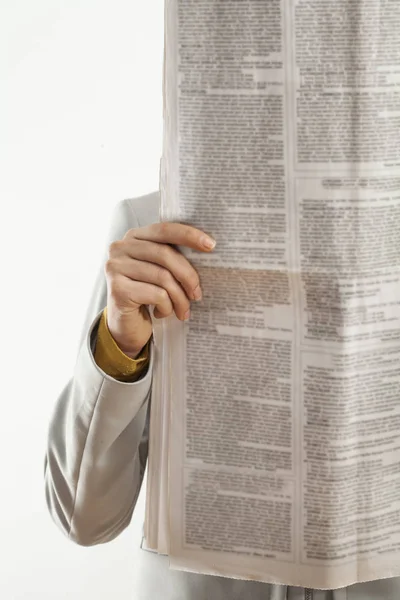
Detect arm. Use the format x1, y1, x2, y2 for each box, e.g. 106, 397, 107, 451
94, 305, 151, 382
44, 198, 153, 546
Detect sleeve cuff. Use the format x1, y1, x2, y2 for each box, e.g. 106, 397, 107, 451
94, 307, 151, 382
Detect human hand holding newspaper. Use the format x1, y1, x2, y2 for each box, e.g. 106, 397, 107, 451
104, 222, 216, 358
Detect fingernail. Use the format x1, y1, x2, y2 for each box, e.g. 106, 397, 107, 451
193, 285, 202, 301
184, 309, 191, 320
201, 236, 216, 250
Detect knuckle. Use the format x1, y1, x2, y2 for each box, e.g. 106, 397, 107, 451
123, 227, 138, 240
184, 226, 196, 244
181, 224, 200, 247
155, 265, 172, 287
181, 297, 191, 313
186, 269, 200, 289
157, 287, 169, 303
107, 240, 123, 258
155, 242, 171, 262
104, 258, 116, 275
179, 261, 199, 289
158, 221, 170, 236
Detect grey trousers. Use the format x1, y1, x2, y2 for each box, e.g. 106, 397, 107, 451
130, 543, 400, 599
266, 578, 400, 600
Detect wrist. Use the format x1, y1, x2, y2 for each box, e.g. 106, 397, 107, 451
104, 305, 149, 359
107, 331, 147, 359
116, 344, 145, 360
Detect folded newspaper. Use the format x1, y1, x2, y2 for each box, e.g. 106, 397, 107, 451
144, 0, 400, 589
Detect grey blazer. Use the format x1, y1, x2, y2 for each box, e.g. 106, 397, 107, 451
44, 192, 400, 600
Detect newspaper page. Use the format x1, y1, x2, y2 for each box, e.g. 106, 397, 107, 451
157, 0, 400, 589
144, 12, 174, 555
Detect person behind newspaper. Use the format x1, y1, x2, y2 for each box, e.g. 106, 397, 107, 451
44, 191, 400, 599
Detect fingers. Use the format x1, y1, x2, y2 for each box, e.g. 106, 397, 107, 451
110, 274, 175, 319
106, 221, 216, 322
107, 257, 191, 321
129, 222, 216, 252
154, 306, 171, 319
110, 238, 202, 302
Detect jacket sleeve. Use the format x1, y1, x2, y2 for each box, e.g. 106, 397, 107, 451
44, 198, 153, 547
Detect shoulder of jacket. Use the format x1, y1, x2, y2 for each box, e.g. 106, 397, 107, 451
122, 191, 160, 228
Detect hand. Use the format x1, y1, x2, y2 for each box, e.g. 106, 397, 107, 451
104, 222, 216, 358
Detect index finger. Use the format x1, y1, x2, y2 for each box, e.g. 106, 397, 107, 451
131, 222, 216, 251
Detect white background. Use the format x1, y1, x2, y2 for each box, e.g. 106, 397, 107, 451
0, 2, 163, 598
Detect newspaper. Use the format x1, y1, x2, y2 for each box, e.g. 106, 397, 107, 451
145, 0, 400, 590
